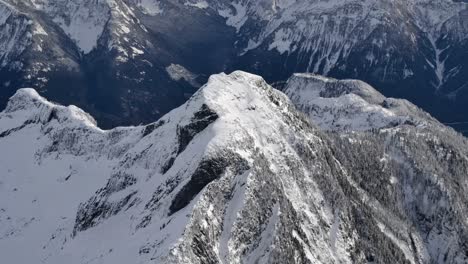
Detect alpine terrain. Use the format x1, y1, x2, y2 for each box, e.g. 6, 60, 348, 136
0, 0, 467, 135
1, 71, 467, 263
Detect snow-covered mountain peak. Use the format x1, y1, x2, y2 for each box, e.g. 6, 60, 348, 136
284, 73, 433, 131
1, 71, 286, 139
5, 87, 51, 111
156, 70, 313, 161
1, 71, 468, 263
4, 88, 98, 129
0, 71, 328, 263
179, 70, 288, 122
199, 71, 281, 110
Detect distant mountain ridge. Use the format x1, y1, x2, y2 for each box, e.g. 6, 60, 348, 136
0, 0, 467, 134
218, 0, 468, 133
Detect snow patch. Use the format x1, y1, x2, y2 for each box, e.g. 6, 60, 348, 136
166, 64, 199, 87
32, 23, 48, 36
136, 0, 163, 15
219, 3, 248, 32
184, 1, 209, 9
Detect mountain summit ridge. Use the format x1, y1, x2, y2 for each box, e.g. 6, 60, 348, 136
0, 0, 467, 134
1, 71, 467, 263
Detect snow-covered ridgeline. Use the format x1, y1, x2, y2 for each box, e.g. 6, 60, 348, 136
283, 73, 435, 131
1, 71, 467, 263
0, 71, 331, 263
217, 0, 467, 53
214, 0, 467, 86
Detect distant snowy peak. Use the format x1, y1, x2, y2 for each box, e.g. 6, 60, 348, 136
215, 0, 468, 89
25, 0, 111, 53
4, 88, 98, 129
284, 73, 434, 131
22, 0, 147, 55
2, 0, 153, 63
286, 73, 387, 103
219, 0, 468, 39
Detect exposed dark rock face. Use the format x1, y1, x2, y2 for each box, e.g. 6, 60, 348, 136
177, 104, 218, 155
142, 120, 165, 137
73, 172, 138, 234
169, 152, 248, 215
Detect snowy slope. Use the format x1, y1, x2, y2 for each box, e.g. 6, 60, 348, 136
28, 0, 110, 53
0, 71, 339, 263
284, 72, 468, 263
1, 71, 467, 263
283, 73, 434, 131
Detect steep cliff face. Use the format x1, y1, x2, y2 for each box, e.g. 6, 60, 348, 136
1, 71, 467, 263
0, 1, 41, 110
0, 1, 30, 69
26, 0, 111, 53
217, 0, 467, 85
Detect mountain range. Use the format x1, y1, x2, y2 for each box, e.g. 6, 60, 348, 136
1, 2, 468, 262
0, 0, 467, 134
1, 71, 467, 263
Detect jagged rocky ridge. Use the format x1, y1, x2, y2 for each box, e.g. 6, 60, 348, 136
0, 0, 467, 134
1, 71, 467, 263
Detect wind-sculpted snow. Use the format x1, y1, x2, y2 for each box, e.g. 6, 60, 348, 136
0, 71, 467, 263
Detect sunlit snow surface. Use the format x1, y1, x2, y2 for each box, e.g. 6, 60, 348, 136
1, 72, 468, 263
0, 72, 337, 263
284, 73, 433, 131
